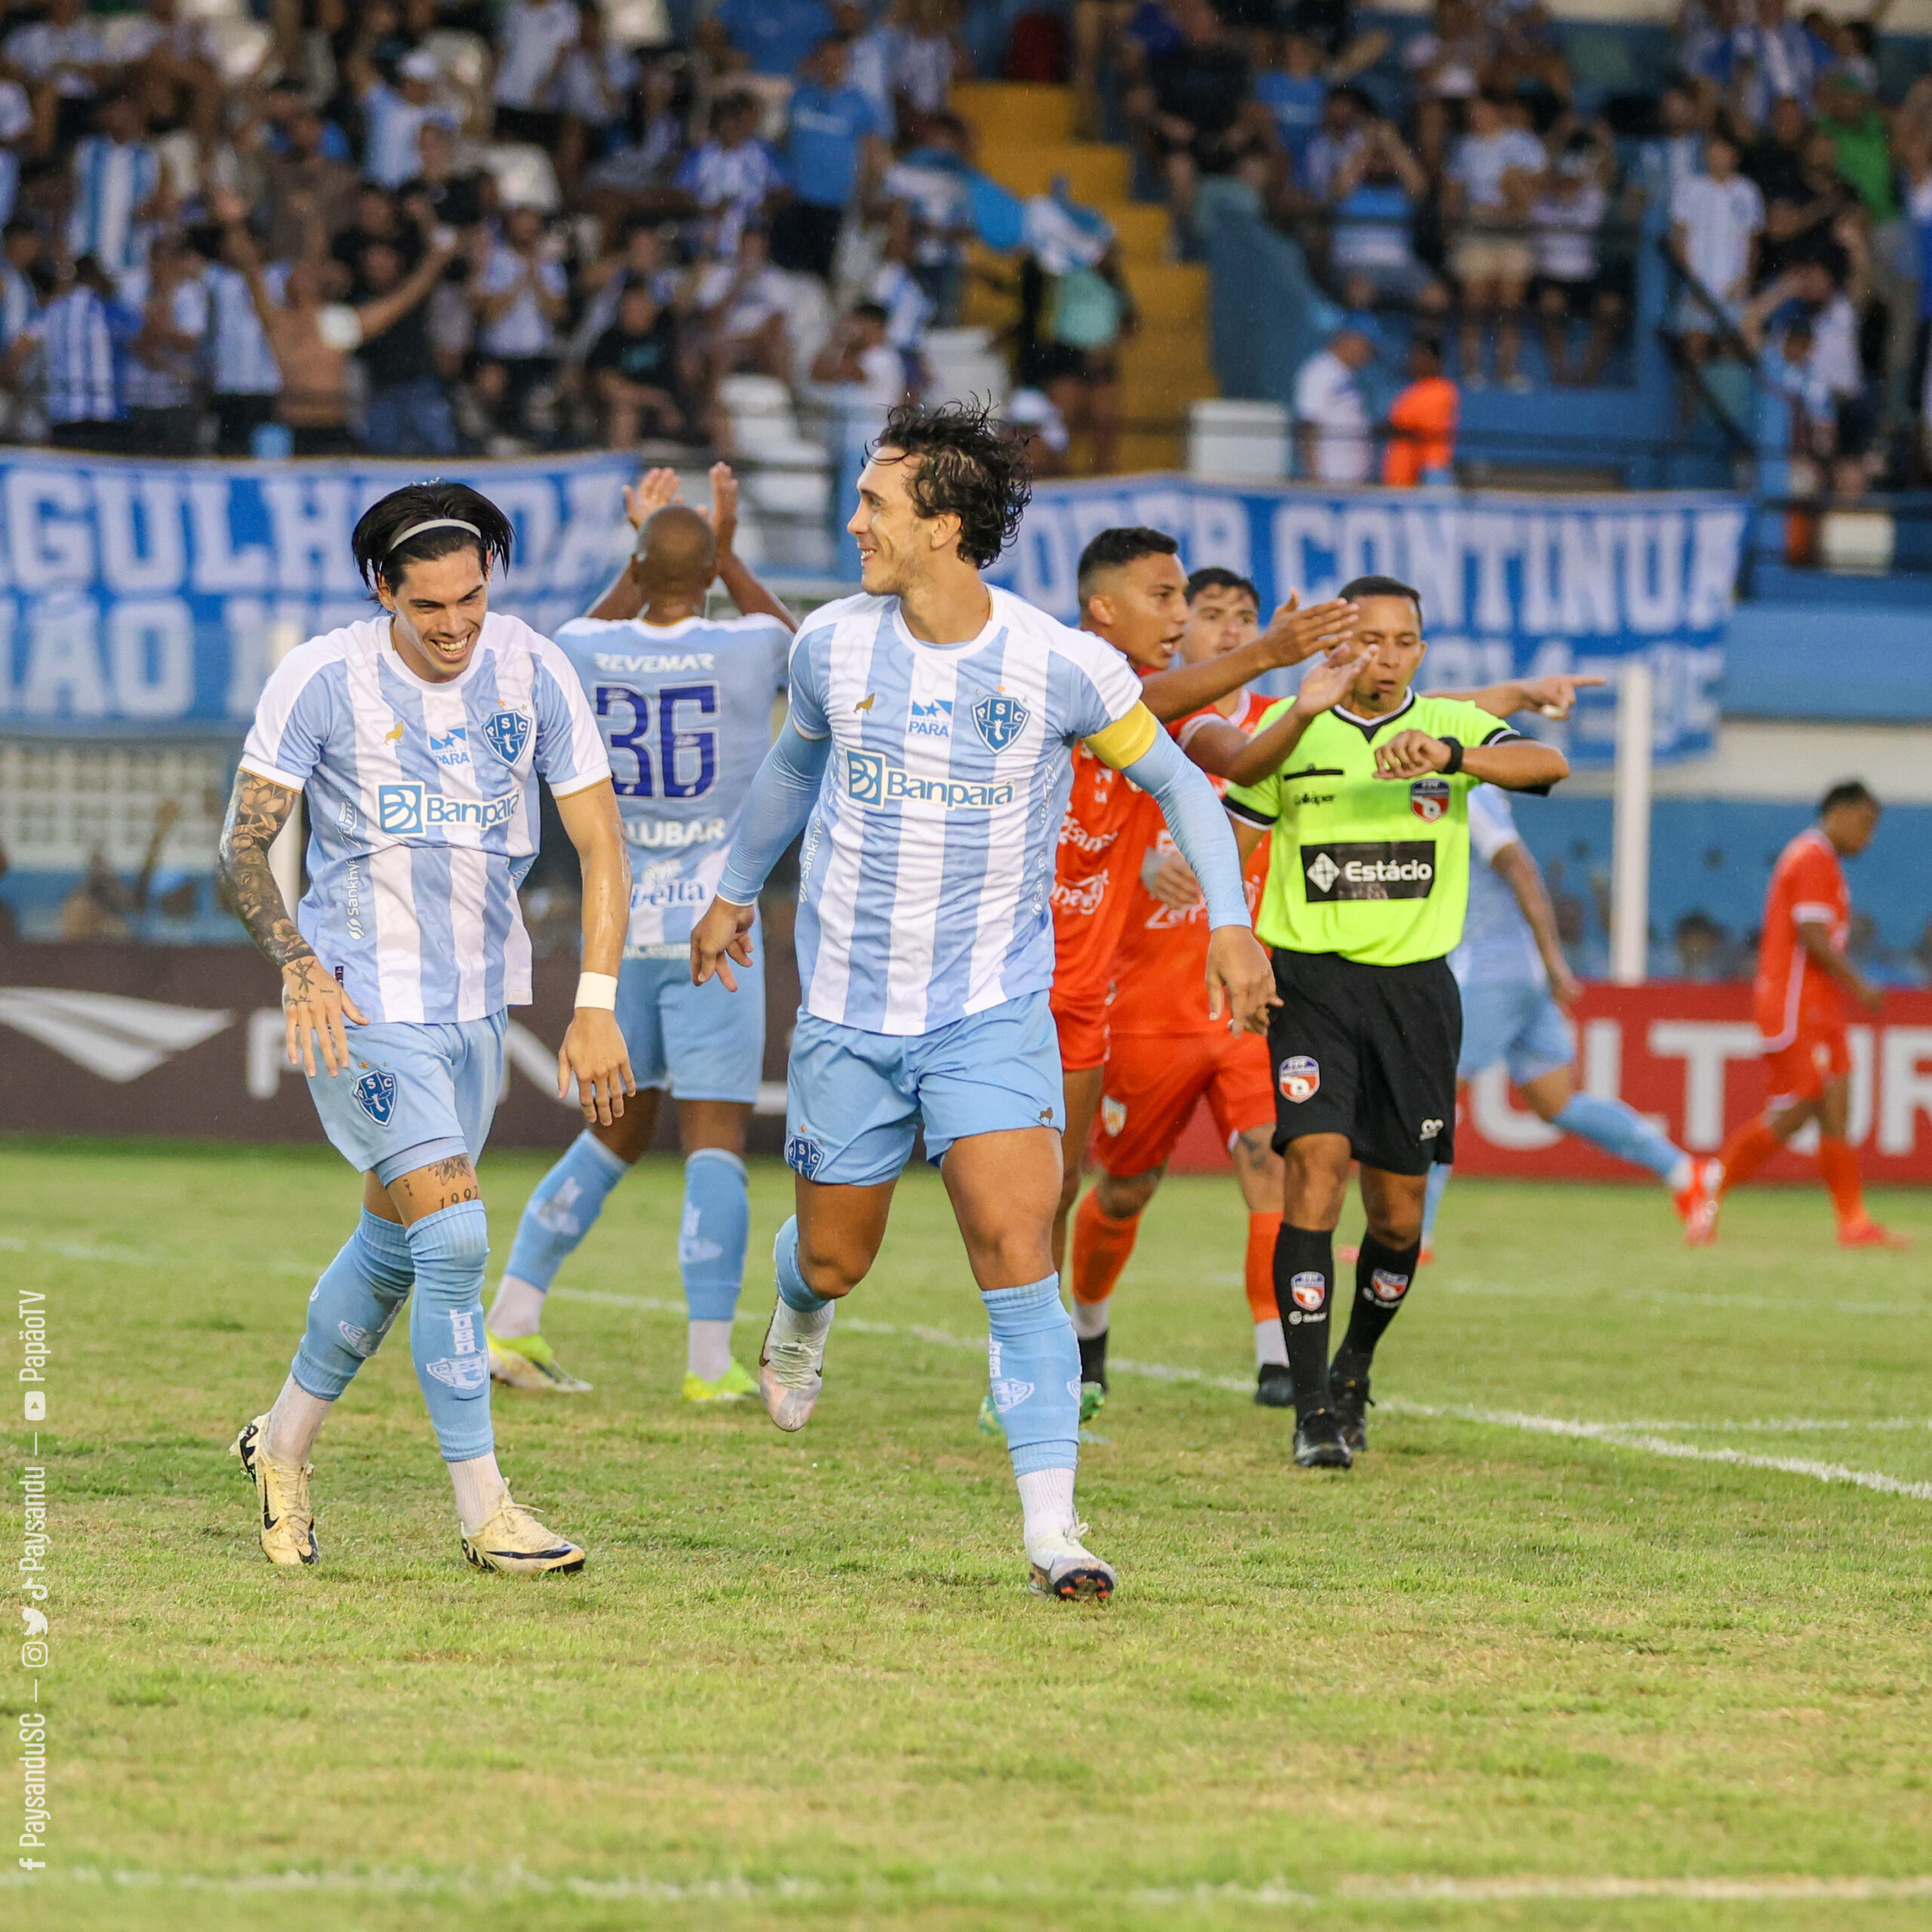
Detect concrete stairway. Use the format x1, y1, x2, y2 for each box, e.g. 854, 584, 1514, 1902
948, 80, 1212, 473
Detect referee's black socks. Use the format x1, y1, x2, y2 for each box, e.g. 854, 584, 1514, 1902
1342, 1233, 1422, 1361
1272, 1224, 1335, 1418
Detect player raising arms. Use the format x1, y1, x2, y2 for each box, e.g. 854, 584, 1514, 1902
1221, 574, 1569, 1469
1070, 568, 1296, 1409
1422, 783, 1715, 1257
221, 482, 632, 1574
1708, 782, 1905, 1249
1049, 530, 1358, 1276
485, 465, 798, 1401
688, 402, 1274, 1601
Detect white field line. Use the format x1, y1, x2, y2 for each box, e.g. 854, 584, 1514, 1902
15, 1867, 1932, 1907
1432, 1275, 1930, 1321
549, 1288, 1932, 1501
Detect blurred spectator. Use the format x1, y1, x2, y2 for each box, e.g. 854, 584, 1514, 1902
1300, 85, 1368, 202
676, 91, 785, 260
29, 255, 130, 452
586, 281, 691, 445
469, 203, 567, 445
694, 225, 793, 385
121, 228, 206, 454
199, 218, 283, 456
68, 90, 165, 282
810, 298, 905, 408
882, 109, 973, 324
6, 0, 107, 150
1382, 334, 1457, 484
1401, 0, 1489, 105
1669, 133, 1761, 365
1725, 0, 1817, 131
1294, 326, 1374, 481
1326, 118, 1444, 315
1013, 237, 1134, 475
891, 0, 970, 130
1674, 909, 1730, 980
1637, 83, 1707, 214
1444, 93, 1545, 389
349, 41, 457, 192
491, 0, 579, 148
772, 34, 887, 281
703, 0, 835, 78
1253, 32, 1330, 177
552, 3, 636, 195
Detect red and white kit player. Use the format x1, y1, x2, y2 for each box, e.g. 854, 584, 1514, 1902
1070, 568, 1300, 1409
1708, 782, 1905, 1249
1046, 528, 1357, 1275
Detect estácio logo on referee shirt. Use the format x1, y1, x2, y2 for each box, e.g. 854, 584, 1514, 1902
1278, 1055, 1319, 1103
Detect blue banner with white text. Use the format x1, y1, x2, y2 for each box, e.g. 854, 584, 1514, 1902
0, 451, 639, 737
986, 478, 1749, 766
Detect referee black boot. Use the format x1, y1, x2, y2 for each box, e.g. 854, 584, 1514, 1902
1291, 1407, 1353, 1469
1327, 1351, 1373, 1454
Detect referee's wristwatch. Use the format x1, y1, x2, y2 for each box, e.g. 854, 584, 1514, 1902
1438, 736, 1464, 774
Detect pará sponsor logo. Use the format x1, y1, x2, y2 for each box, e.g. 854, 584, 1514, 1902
429, 725, 470, 768
907, 697, 953, 739
845, 748, 1014, 811
626, 815, 726, 849
377, 783, 520, 837
593, 650, 717, 675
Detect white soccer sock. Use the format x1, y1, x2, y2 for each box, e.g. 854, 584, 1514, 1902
1069, 1297, 1110, 1340
1253, 1316, 1288, 1368
449, 1453, 509, 1534
688, 1318, 735, 1383
1017, 1467, 1079, 1564
1665, 1155, 1694, 1194
771, 1296, 835, 1344
264, 1375, 332, 1464
487, 1275, 547, 1340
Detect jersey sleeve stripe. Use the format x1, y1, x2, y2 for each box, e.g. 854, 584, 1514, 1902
548, 768, 609, 798
1084, 702, 1158, 770
235, 755, 306, 792
1479, 725, 1524, 745
1225, 795, 1275, 827
1790, 901, 1837, 923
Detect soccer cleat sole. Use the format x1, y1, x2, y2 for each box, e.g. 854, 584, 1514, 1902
461, 1537, 586, 1577
1029, 1557, 1116, 1602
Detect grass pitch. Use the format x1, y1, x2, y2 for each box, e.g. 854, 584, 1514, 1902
5, 1137, 1931, 1932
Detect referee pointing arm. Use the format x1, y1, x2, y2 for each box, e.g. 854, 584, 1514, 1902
1220, 575, 1568, 1469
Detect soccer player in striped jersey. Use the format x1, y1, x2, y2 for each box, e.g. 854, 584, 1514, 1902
1068, 568, 1294, 1408
1709, 782, 1903, 1248
220, 481, 635, 1577
488, 465, 800, 1400
689, 403, 1275, 1601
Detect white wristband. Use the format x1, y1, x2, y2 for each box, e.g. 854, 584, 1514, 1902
574, 971, 618, 1011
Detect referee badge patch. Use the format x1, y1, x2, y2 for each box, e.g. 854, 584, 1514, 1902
1409, 776, 1451, 822
1289, 1272, 1325, 1311
1278, 1055, 1320, 1103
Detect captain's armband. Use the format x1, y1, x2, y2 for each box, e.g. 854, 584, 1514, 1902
1082, 702, 1158, 771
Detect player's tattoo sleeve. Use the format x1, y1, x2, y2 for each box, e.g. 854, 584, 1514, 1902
1121, 734, 1251, 931
217, 769, 314, 970
715, 718, 830, 904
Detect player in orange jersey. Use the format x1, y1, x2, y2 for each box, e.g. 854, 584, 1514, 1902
1709, 782, 1904, 1249
1072, 568, 1296, 1407
1048, 528, 1358, 1278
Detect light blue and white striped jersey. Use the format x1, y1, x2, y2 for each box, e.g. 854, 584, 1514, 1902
32, 285, 123, 424
784, 586, 1145, 1035
552, 610, 791, 955
118, 267, 208, 410
1450, 784, 1545, 989
67, 136, 159, 277
239, 611, 612, 1025
203, 260, 283, 395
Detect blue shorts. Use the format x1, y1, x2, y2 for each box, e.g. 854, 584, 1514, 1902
1456, 977, 1573, 1086
784, 991, 1064, 1188
307, 1014, 506, 1186
617, 931, 765, 1104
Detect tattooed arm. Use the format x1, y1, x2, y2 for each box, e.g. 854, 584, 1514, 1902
217, 768, 367, 1078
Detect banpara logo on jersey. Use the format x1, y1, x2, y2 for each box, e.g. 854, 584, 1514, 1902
377, 783, 521, 838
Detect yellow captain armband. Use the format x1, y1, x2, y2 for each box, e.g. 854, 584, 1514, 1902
1082, 702, 1158, 771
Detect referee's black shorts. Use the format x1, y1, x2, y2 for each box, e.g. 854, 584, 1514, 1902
1266, 949, 1461, 1174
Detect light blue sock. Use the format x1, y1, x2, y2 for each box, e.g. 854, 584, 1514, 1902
1553, 1093, 1687, 1185
406, 1200, 494, 1463
1422, 1163, 1453, 1245
983, 1275, 1081, 1477
291, 1211, 415, 1400
680, 1149, 749, 1322
501, 1131, 629, 1292
774, 1214, 832, 1314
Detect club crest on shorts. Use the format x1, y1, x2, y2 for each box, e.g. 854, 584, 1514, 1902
351, 1068, 396, 1125
1100, 1095, 1127, 1137
785, 1134, 824, 1180
1278, 1054, 1320, 1103
1369, 1269, 1411, 1304
971, 691, 1029, 752
1410, 776, 1451, 822
1289, 1270, 1325, 1311
482, 707, 531, 766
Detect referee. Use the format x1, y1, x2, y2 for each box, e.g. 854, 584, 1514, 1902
1223, 575, 1569, 1469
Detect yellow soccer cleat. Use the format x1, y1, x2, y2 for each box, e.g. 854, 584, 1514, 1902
488, 1329, 593, 1393
460, 1494, 586, 1576
230, 1414, 318, 1568
683, 1360, 758, 1403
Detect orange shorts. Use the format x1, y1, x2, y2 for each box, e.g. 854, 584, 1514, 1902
1051, 976, 1111, 1071
1093, 1028, 1275, 1177
1763, 1026, 1850, 1109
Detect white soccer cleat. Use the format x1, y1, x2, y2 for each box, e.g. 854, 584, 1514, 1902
757, 1300, 832, 1432
230, 1414, 318, 1568
1027, 1521, 1116, 1602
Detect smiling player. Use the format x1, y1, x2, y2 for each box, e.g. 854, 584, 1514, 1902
221, 481, 632, 1574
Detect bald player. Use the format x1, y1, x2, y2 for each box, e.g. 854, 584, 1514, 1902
485, 466, 799, 1399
